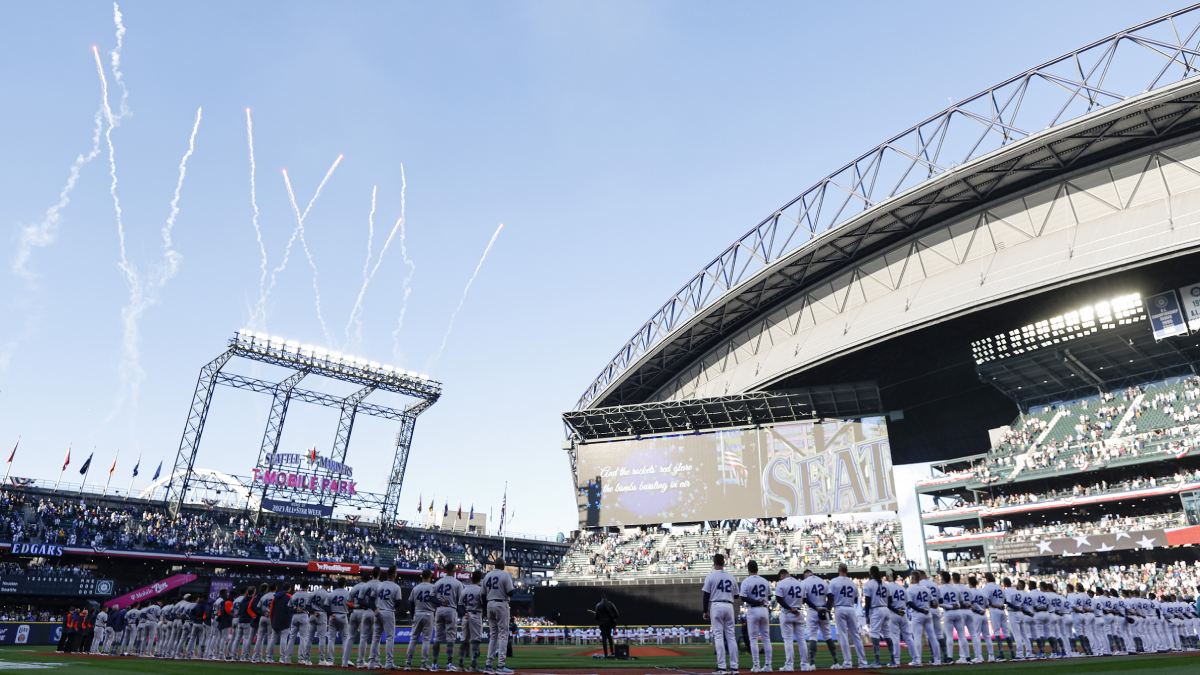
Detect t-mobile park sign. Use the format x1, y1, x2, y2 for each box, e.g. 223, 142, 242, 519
253, 449, 357, 495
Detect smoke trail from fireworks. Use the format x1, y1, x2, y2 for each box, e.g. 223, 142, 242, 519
93, 46, 134, 291
110, 3, 130, 122
282, 169, 334, 347
161, 107, 202, 272
429, 222, 504, 368
246, 109, 268, 330
390, 165, 415, 363
343, 187, 379, 348
12, 108, 103, 282
261, 155, 342, 318
108, 109, 203, 423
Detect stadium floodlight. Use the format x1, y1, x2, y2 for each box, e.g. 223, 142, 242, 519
381, 365, 394, 373
419, 374, 429, 380
255, 332, 268, 340
301, 344, 313, 355
369, 361, 380, 369
271, 336, 284, 344
329, 351, 342, 360
313, 347, 327, 356
971, 292, 1146, 364
407, 370, 418, 378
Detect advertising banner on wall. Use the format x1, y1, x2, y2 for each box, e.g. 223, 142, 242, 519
1148, 291, 1189, 340
261, 498, 334, 519
577, 416, 895, 526
0, 622, 61, 646
1180, 283, 1200, 332
105, 574, 197, 609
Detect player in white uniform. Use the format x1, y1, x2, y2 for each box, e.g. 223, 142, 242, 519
702, 554, 740, 674
983, 574, 1011, 661
774, 569, 808, 672
918, 573, 947, 662
800, 570, 840, 668
830, 564, 866, 669
739, 561, 772, 673
936, 571, 966, 664
906, 570, 942, 666
862, 566, 892, 668
964, 576, 992, 662
431, 563, 464, 671
885, 571, 917, 667
1007, 580, 1031, 660
1068, 584, 1090, 656
482, 559, 515, 675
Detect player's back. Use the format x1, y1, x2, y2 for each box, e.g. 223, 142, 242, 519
376, 580, 402, 612
702, 569, 737, 604
412, 582, 438, 613
432, 576, 463, 609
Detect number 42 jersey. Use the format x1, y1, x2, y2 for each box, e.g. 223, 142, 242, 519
702, 569, 738, 604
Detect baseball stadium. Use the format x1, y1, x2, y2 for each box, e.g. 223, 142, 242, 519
7, 5, 1200, 675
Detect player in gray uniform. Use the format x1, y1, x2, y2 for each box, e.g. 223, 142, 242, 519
120, 604, 140, 656
482, 559, 516, 675
432, 563, 465, 671
252, 584, 277, 663
328, 578, 353, 667
231, 586, 256, 662
89, 608, 109, 654
701, 553, 739, 675
361, 568, 383, 668
284, 585, 313, 664
310, 581, 332, 666
345, 574, 370, 668
376, 566, 405, 669
140, 600, 161, 658
457, 570, 485, 672
406, 569, 438, 670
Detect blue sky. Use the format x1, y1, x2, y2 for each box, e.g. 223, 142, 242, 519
0, 1, 1183, 543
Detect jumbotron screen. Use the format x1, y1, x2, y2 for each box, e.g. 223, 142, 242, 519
576, 416, 896, 527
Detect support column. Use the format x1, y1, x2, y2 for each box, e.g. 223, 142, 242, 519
381, 399, 434, 527
251, 370, 308, 522
166, 350, 234, 518
326, 386, 375, 512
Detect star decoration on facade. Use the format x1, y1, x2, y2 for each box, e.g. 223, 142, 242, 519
1037, 540, 1055, 554
1136, 535, 1157, 549
1115, 532, 1131, 541
1072, 535, 1091, 549
1097, 543, 1115, 552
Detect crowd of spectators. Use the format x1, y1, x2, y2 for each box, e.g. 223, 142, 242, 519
38, 499, 132, 548
313, 526, 377, 564
0, 605, 63, 622
1001, 511, 1184, 543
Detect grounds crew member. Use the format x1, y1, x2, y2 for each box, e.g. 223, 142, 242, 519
482, 558, 516, 674
701, 553, 738, 674
594, 592, 620, 659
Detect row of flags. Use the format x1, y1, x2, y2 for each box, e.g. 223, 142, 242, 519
6, 438, 163, 489
418, 495, 478, 522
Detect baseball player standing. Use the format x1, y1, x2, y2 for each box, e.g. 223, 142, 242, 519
701, 553, 739, 675
739, 560, 772, 673
830, 564, 865, 669
481, 559, 515, 675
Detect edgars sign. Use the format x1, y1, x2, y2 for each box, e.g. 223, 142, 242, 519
10, 543, 63, 557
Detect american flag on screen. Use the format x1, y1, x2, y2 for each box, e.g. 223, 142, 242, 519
723, 448, 746, 476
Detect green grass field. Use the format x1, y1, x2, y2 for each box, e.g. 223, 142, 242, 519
0, 645, 1197, 674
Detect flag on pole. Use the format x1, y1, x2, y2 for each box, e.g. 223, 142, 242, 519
457, 503, 462, 519
469, 504, 474, 522
132, 455, 140, 477
429, 498, 434, 515
443, 503, 448, 517
79, 453, 93, 475
151, 458, 162, 482
6, 439, 17, 464
109, 450, 119, 477
418, 494, 423, 514
499, 486, 507, 536
62, 446, 71, 471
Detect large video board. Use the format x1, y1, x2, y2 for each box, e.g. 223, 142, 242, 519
576, 416, 895, 527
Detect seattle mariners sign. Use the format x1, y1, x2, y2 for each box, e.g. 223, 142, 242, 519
253, 447, 357, 496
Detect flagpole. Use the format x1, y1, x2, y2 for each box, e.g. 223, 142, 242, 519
2, 436, 18, 487
125, 454, 140, 501
54, 444, 70, 492
103, 449, 118, 497
79, 447, 95, 496
501, 482, 508, 562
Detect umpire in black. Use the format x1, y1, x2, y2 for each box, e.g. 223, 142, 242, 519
594, 593, 619, 658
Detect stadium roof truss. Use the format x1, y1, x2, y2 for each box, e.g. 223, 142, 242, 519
165, 331, 441, 523
577, 5, 1200, 411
